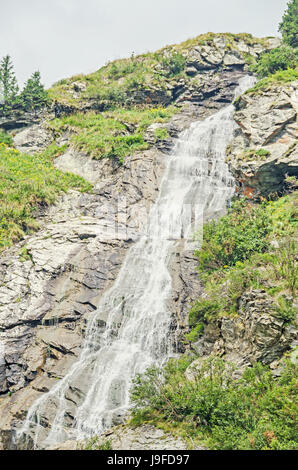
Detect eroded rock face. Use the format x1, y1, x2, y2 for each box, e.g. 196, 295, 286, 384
13, 123, 53, 153
0, 108, 47, 131
228, 81, 298, 199
193, 290, 297, 372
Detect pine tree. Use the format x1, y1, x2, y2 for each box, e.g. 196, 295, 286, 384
0, 55, 19, 109
21, 71, 48, 111
279, 0, 298, 48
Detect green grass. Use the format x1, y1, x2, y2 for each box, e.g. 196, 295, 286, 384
245, 67, 298, 95
131, 355, 298, 450
0, 130, 13, 146
0, 142, 92, 251
227, 148, 271, 163
187, 193, 298, 338
48, 106, 177, 162
82, 436, 112, 450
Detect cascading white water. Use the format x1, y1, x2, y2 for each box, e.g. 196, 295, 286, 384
18, 75, 256, 449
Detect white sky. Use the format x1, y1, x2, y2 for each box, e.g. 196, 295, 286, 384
0, 0, 289, 88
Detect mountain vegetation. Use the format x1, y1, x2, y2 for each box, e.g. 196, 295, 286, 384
0, 1, 297, 452
131, 356, 297, 450
279, 0, 298, 48
0, 136, 91, 251
0, 55, 49, 114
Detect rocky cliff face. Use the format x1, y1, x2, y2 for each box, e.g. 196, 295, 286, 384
227, 80, 298, 199
0, 33, 295, 450
192, 289, 297, 376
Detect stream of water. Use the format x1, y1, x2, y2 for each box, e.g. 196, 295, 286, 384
17, 75, 255, 449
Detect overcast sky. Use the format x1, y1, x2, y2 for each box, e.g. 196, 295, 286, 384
1, 0, 288, 88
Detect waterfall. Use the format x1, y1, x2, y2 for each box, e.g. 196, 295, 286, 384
17, 75, 256, 449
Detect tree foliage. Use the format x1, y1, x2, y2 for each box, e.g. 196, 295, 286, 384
21, 71, 49, 110
0, 55, 48, 114
279, 0, 298, 48
0, 55, 19, 109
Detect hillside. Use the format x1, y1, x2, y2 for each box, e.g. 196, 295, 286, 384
0, 30, 297, 451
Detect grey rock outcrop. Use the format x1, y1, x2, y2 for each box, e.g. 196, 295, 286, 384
192, 289, 297, 372
0, 108, 48, 131
13, 123, 53, 153
227, 81, 298, 198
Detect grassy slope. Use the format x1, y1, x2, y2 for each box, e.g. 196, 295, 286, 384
244, 67, 298, 96
0, 140, 92, 251
48, 106, 177, 162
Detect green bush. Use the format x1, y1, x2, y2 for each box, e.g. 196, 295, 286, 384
195, 199, 272, 275
131, 356, 298, 450
252, 46, 298, 78
245, 67, 298, 96
0, 130, 13, 146
188, 193, 297, 331
160, 53, 186, 77
154, 127, 169, 140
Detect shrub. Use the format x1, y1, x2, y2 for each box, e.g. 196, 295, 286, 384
21, 71, 49, 110
189, 299, 220, 326
252, 46, 298, 78
131, 356, 298, 450
273, 239, 297, 295
0, 129, 13, 146
154, 127, 169, 140
195, 199, 272, 274
0, 55, 19, 112
160, 53, 186, 77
